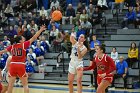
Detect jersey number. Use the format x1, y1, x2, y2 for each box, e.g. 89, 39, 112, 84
74, 52, 78, 56
12, 48, 22, 56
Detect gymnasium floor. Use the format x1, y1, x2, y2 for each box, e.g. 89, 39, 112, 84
13, 83, 140, 93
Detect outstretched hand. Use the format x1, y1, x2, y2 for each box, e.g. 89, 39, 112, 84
40, 25, 47, 31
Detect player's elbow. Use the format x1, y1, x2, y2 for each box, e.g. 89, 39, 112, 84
30, 36, 36, 44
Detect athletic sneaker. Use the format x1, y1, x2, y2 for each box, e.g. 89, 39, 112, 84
17, 80, 21, 86
88, 84, 93, 87
109, 87, 115, 90
123, 27, 128, 29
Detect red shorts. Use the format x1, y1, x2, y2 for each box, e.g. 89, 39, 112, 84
9, 62, 27, 77
97, 75, 113, 85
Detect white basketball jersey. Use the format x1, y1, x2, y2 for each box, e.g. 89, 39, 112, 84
70, 42, 86, 61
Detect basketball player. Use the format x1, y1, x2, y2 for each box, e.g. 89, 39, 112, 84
84, 45, 116, 93
68, 34, 87, 93
1, 56, 12, 93
0, 26, 46, 93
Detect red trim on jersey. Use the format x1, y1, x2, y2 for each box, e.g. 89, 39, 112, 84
24, 41, 30, 49
6, 41, 30, 52
84, 54, 116, 77
97, 54, 105, 61
6, 45, 12, 52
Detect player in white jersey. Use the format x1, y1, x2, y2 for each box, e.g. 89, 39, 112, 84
68, 34, 87, 93
1, 56, 12, 93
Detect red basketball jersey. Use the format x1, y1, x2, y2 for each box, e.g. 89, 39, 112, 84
7, 41, 30, 62
94, 54, 115, 75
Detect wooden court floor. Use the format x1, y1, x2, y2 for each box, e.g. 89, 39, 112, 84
12, 83, 140, 93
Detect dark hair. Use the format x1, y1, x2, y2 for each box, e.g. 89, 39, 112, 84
51, 6, 56, 11
97, 44, 106, 53
92, 34, 96, 37
83, 39, 89, 50
82, 9, 87, 14
29, 47, 33, 51
14, 35, 22, 43
130, 42, 137, 51
112, 47, 116, 50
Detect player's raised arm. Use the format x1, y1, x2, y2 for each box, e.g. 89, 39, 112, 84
70, 33, 77, 45
29, 26, 46, 44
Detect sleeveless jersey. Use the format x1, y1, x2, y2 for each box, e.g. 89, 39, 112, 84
70, 42, 86, 61
34, 46, 44, 57
27, 53, 36, 61
40, 41, 49, 51
7, 41, 30, 62
26, 60, 35, 73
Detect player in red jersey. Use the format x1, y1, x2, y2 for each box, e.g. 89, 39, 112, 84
84, 45, 116, 93
0, 26, 46, 93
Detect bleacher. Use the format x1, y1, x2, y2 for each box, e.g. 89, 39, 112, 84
27, 8, 140, 88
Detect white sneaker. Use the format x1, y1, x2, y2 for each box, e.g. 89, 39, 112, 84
123, 27, 128, 29
17, 80, 21, 86
14, 82, 17, 86
109, 87, 115, 90
88, 84, 93, 87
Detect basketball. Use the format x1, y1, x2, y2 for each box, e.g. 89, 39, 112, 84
52, 10, 62, 21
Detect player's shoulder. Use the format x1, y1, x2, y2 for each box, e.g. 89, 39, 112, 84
104, 54, 110, 58
105, 54, 113, 62
24, 40, 30, 44
94, 54, 98, 61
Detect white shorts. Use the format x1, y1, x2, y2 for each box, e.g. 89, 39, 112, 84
1, 69, 9, 86
68, 59, 83, 74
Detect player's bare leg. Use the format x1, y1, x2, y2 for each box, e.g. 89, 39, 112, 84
20, 77, 29, 93
7, 77, 16, 93
68, 73, 75, 93
1, 86, 8, 93
96, 80, 110, 93
76, 67, 83, 93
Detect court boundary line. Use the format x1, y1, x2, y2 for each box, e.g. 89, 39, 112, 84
14, 85, 140, 93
